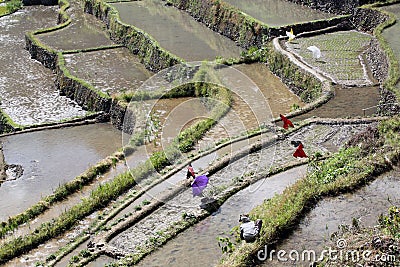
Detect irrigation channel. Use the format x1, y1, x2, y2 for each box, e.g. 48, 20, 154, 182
0, 0, 398, 266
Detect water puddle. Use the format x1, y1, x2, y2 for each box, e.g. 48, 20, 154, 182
63, 48, 153, 95
37, 0, 114, 51
0, 123, 122, 220
110, 0, 243, 61
0, 6, 85, 125
259, 168, 400, 266
222, 0, 336, 27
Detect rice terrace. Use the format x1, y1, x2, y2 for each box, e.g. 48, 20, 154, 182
0, 0, 399, 266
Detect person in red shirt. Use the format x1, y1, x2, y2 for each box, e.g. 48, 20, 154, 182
186, 163, 195, 179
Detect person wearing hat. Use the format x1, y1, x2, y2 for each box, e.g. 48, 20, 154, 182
239, 214, 262, 242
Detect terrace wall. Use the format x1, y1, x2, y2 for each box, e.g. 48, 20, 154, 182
84, 0, 182, 72
168, 0, 348, 49
286, 0, 381, 15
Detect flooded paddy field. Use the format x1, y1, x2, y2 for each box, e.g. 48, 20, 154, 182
259, 168, 400, 266
63, 48, 153, 95
37, 0, 114, 51
223, 0, 337, 27
0, 123, 121, 220
0, 5, 85, 125
110, 0, 243, 61
295, 85, 380, 120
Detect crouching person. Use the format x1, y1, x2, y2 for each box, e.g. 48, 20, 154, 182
239, 214, 262, 243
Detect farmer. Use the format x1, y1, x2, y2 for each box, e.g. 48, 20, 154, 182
239, 214, 262, 243
186, 163, 196, 179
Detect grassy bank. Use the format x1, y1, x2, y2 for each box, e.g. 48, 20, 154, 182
219, 116, 400, 266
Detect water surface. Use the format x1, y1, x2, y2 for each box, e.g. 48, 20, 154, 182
260, 168, 400, 266
0, 6, 85, 125
0, 123, 122, 220
63, 48, 153, 95
223, 0, 336, 27
111, 0, 243, 61
37, 0, 114, 50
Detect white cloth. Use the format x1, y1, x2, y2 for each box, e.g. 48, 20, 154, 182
240, 221, 259, 240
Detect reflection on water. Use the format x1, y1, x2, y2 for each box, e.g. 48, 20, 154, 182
259, 169, 400, 266
223, 0, 336, 27
233, 63, 304, 117
296, 85, 379, 120
111, 0, 243, 61
37, 0, 113, 50
0, 124, 121, 220
0, 6, 85, 125
64, 48, 153, 95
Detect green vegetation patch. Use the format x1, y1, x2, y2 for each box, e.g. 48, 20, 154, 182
0, 0, 21, 17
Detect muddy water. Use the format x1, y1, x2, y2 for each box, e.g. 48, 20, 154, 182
0, 6, 85, 125
194, 63, 303, 152
37, 0, 114, 51
136, 166, 308, 267
223, 0, 336, 27
0, 123, 121, 220
16, 123, 369, 266
190, 64, 288, 153
147, 97, 210, 153
110, 0, 243, 61
233, 63, 304, 117
63, 48, 153, 95
259, 168, 400, 266
1, 98, 208, 265
295, 85, 379, 120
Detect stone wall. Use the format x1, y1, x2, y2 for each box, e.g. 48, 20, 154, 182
25, 33, 57, 70
168, 0, 348, 49
55, 68, 111, 112
286, 0, 381, 15
364, 38, 389, 84
351, 5, 390, 32
22, 0, 57, 5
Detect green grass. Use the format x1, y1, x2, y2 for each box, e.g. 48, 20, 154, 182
0, 0, 21, 16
